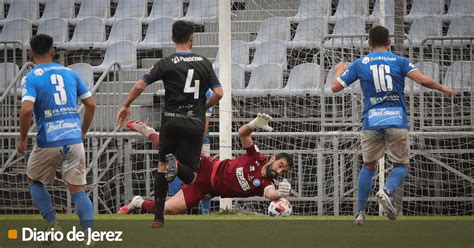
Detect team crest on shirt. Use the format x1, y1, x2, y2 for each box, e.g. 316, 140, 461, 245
34, 68, 44, 76
362, 57, 370, 64
252, 179, 261, 187
21, 88, 27, 96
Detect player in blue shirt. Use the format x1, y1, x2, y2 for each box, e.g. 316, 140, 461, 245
331, 26, 457, 225
18, 34, 96, 233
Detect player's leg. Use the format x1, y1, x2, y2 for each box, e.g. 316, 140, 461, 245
62, 144, 94, 230
356, 130, 385, 225
199, 142, 211, 214
27, 145, 60, 226
117, 195, 146, 214
172, 126, 205, 185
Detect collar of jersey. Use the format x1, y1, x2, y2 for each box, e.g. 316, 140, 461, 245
175, 52, 193, 55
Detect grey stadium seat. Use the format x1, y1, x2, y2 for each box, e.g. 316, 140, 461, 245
404, 0, 444, 23
69, 63, 94, 89
142, 0, 184, 24
0, 0, 39, 25
0, 0, 4, 21
432, 16, 474, 46
37, 18, 69, 45
239, 63, 283, 96
405, 61, 440, 93
404, 16, 443, 46
278, 63, 322, 96
287, 17, 328, 49
443, 0, 474, 21
94, 18, 142, 49
290, 0, 331, 22
443, 61, 473, 92
0, 62, 19, 94
248, 17, 291, 48
324, 17, 367, 48
0, 19, 32, 49
69, 0, 110, 25
61, 17, 106, 50
214, 40, 249, 68
137, 17, 175, 49
182, 0, 218, 24
329, 0, 368, 23
92, 41, 137, 73
106, 0, 148, 25
214, 64, 246, 90
245, 40, 287, 72
39, 0, 76, 23
366, 0, 395, 22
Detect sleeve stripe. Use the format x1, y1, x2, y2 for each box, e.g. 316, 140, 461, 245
142, 74, 154, 85
210, 83, 222, 89
407, 68, 418, 75
22, 96, 36, 103
337, 77, 348, 88
79, 91, 92, 100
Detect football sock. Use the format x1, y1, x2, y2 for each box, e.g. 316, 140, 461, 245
29, 181, 56, 223
384, 166, 408, 196
177, 164, 195, 184
142, 200, 155, 213
357, 167, 375, 214
72, 191, 94, 229
169, 177, 183, 196
200, 197, 211, 215
154, 172, 168, 222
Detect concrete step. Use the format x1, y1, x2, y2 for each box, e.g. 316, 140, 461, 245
94, 92, 156, 105
232, 10, 297, 21
119, 69, 149, 81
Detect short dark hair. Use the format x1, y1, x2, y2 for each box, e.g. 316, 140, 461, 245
30, 34, 54, 56
369, 25, 390, 47
172, 20, 194, 44
275, 153, 293, 169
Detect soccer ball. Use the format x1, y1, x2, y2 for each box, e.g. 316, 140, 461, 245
268, 198, 292, 217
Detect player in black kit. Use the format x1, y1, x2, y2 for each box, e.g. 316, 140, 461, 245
117, 20, 223, 228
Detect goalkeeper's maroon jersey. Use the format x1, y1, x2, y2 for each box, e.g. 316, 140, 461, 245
213, 144, 273, 198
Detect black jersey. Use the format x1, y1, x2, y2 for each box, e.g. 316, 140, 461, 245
142, 52, 221, 128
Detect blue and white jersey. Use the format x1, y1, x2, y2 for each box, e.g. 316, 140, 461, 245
21, 63, 92, 148
338, 51, 417, 130
204, 89, 213, 144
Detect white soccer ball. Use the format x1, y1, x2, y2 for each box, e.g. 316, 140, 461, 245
268, 198, 292, 217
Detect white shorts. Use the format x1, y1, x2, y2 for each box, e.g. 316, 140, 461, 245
27, 143, 87, 185
360, 128, 410, 165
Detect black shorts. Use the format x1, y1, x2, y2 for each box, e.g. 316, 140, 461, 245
159, 119, 204, 172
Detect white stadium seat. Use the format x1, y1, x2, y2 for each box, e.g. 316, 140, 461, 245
324, 17, 367, 48
0, 0, 39, 25
92, 41, 137, 73
142, 0, 184, 24
182, 0, 218, 24
290, 0, 331, 22
106, 0, 148, 24
248, 17, 290, 48
95, 18, 142, 49
443, 61, 473, 92
69, 63, 94, 89
246, 40, 287, 72
239, 63, 283, 96
69, 0, 110, 25
278, 63, 322, 96
214, 40, 249, 68
329, 0, 368, 23
137, 16, 176, 49
366, 0, 395, 22
39, 0, 76, 23
405, 61, 440, 93
0, 19, 32, 48
404, 16, 443, 46
214, 64, 246, 90
404, 0, 444, 23
287, 17, 328, 49
61, 17, 106, 50
37, 18, 69, 45
0, 62, 19, 94
443, 0, 474, 21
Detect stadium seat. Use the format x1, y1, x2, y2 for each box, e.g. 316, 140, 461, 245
443, 61, 473, 92
106, 0, 148, 25
446, 16, 474, 38
94, 18, 142, 49
69, 0, 110, 25
0, 62, 19, 94
405, 61, 440, 93
137, 17, 175, 49
214, 40, 249, 68
37, 18, 69, 45
328, 0, 368, 23
246, 40, 287, 72
0, 0, 4, 21
0, 0, 39, 25
92, 41, 137, 73
0, 19, 32, 49
404, 16, 443, 46
366, 0, 395, 22
290, 0, 331, 21
248, 17, 291, 48
182, 0, 218, 24
142, 0, 184, 24
69, 63, 94, 89
287, 17, 328, 49
214, 64, 246, 90
278, 63, 322, 96
443, 0, 474, 21
373, 16, 395, 33
404, 0, 444, 23
39, 0, 76, 23
324, 17, 367, 48
61, 17, 106, 50
240, 63, 283, 96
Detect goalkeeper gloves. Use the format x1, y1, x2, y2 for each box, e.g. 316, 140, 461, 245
277, 178, 291, 198
248, 113, 273, 131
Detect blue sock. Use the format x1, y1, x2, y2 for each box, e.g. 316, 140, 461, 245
169, 177, 183, 196
29, 181, 56, 223
357, 167, 376, 214
200, 197, 211, 215
72, 191, 94, 229
384, 166, 408, 196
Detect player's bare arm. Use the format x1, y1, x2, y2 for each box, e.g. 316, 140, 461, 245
17, 100, 34, 154
331, 62, 347, 93
117, 79, 148, 125
239, 113, 274, 148
205, 86, 223, 109
81, 96, 96, 141
407, 70, 458, 96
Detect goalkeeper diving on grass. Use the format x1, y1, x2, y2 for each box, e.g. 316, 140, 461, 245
118, 113, 293, 216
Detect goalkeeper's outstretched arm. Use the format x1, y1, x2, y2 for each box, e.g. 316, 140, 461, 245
238, 113, 273, 148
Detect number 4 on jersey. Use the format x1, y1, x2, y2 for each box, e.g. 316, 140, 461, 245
370, 64, 393, 92
184, 69, 200, 99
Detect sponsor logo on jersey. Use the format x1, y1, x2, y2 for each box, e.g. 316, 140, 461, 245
44, 110, 52, 118
34, 69, 44, 76
172, 56, 204, 64
252, 179, 261, 187
368, 56, 397, 62
46, 120, 80, 133
236, 167, 250, 191
368, 109, 402, 119
362, 57, 370, 64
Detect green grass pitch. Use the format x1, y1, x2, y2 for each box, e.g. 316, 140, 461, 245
1, 214, 473, 248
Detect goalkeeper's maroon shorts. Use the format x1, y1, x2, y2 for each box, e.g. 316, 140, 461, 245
182, 155, 219, 209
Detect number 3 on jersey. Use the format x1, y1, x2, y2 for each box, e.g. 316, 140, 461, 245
51, 74, 67, 105
370, 64, 393, 92
184, 69, 200, 99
